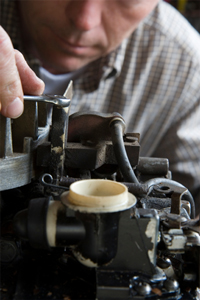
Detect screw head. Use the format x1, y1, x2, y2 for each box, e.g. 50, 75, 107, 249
164, 278, 179, 291
136, 282, 151, 296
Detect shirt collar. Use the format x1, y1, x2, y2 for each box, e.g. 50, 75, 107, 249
78, 38, 129, 92
104, 38, 129, 79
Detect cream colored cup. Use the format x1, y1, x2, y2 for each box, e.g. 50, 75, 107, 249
61, 179, 136, 213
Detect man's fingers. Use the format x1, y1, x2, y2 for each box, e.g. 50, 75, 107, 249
0, 26, 45, 119
0, 26, 24, 118
15, 50, 45, 96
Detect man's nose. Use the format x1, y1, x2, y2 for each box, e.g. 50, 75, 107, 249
67, 0, 103, 31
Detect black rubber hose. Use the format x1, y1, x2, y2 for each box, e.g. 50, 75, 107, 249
110, 119, 139, 184
145, 178, 195, 218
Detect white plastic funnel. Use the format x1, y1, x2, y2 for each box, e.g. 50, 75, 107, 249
61, 179, 136, 213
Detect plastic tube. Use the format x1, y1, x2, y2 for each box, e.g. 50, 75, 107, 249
109, 119, 139, 184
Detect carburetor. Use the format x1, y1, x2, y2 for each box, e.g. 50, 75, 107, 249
0, 83, 199, 300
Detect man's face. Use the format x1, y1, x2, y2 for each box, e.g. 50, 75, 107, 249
19, 0, 159, 74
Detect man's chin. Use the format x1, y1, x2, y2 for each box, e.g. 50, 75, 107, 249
42, 57, 94, 75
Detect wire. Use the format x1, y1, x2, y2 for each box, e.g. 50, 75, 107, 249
109, 119, 139, 184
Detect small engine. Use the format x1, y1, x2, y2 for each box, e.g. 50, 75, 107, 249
0, 83, 199, 300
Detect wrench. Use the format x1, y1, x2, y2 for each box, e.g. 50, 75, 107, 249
23, 94, 70, 107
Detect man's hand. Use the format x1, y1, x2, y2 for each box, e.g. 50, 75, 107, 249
0, 26, 44, 118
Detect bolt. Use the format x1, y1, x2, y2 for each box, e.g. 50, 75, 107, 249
136, 282, 151, 296
157, 257, 172, 269
164, 278, 179, 291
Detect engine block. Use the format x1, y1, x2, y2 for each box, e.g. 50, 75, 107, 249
0, 85, 199, 300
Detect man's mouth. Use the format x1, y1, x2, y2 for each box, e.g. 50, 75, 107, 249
51, 29, 95, 56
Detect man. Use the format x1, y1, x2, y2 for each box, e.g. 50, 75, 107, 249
1, 0, 200, 213
1, 0, 160, 117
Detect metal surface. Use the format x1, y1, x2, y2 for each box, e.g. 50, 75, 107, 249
146, 178, 195, 218
0, 136, 32, 191
162, 228, 187, 251
65, 140, 140, 170
12, 101, 38, 153
67, 111, 125, 143
135, 282, 151, 296
0, 116, 13, 158
4, 117, 13, 157
164, 279, 179, 292
137, 157, 169, 176
23, 94, 71, 108
48, 82, 72, 181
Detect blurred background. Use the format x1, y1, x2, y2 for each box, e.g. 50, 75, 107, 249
165, 0, 200, 32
